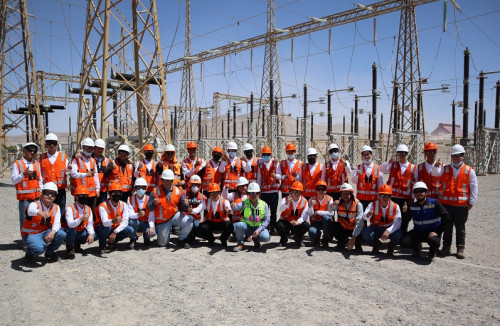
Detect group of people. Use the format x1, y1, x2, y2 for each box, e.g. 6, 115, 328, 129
12, 134, 478, 264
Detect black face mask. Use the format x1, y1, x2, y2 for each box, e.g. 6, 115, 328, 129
244, 150, 253, 159
111, 194, 121, 202
77, 196, 88, 205
213, 154, 222, 161
145, 152, 154, 160
307, 157, 316, 165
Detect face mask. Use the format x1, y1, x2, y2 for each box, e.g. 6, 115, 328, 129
213, 154, 222, 161
452, 162, 463, 168
83, 150, 93, 157
111, 194, 121, 202
145, 152, 153, 160
136, 189, 146, 197
262, 156, 271, 163
191, 186, 200, 193
287, 154, 295, 161
330, 152, 339, 160
77, 197, 87, 205
229, 152, 236, 159
244, 151, 253, 159
362, 158, 372, 164
307, 157, 316, 165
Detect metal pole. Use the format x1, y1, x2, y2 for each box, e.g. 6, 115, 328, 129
198, 109, 202, 140
113, 95, 117, 136
478, 71, 485, 128
495, 81, 500, 129
343, 115, 345, 134
372, 63, 377, 142
381, 113, 384, 137
45, 111, 49, 134
416, 91, 421, 131
233, 103, 236, 139
262, 109, 265, 137
327, 90, 332, 136
474, 101, 477, 146
241, 121, 244, 136
393, 86, 399, 130
354, 95, 359, 135
228, 109, 231, 139
452, 100, 456, 142
350, 110, 353, 134
222, 120, 224, 138
311, 114, 314, 141
461, 47, 470, 146
92, 95, 97, 131
270, 79, 274, 115
296, 117, 299, 135
368, 112, 372, 140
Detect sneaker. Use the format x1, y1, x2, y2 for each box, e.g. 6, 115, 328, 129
44, 252, 59, 262
233, 244, 244, 252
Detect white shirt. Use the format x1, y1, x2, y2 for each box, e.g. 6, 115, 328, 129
182, 157, 207, 177
70, 155, 100, 191
279, 197, 309, 224
381, 161, 410, 174
11, 157, 44, 188
218, 157, 248, 173
351, 162, 385, 189
363, 202, 402, 234
324, 159, 352, 176
27, 201, 61, 232
65, 203, 95, 235
431, 163, 478, 205
126, 194, 147, 220
133, 159, 155, 178
296, 162, 324, 182
414, 161, 435, 181
275, 158, 301, 181
199, 197, 232, 217
256, 158, 279, 194
307, 196, 334, 218
98, 201, 129, 233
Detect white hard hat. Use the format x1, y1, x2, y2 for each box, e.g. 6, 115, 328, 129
189, 175, 202, 183
236, 177, 249, 187
161, 169, 175, 180
339, 183, 354, 192
413, 181, 428, 191
165, 144, 176, 152
23, 142, 39, 151
306, 148, 318, 156
360, 145, 372, 153
227, 141, 238, 150
247, 182, 260, 193
45, 133, 58, 142
95, 139, 106, 149
134, 178, 148, 187
450, 144, 465, 155
327, 143, 339, 152
82, 138, 95, 148
118, 144, 130, 153
43, 182, 58, 192
243, 143, 254, 151
396, 144, 409, 153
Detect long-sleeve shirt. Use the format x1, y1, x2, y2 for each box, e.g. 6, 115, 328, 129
11, 157, 44, 188
275, 158, 301, 181
232, 200, 271, 234
133, 159, 155, 178
198, 197, 232, 219
279, 197, 309, 224
256, 158, 279, 194
409, 198, 450, 234
323, 159, 353, 179
351, 163, 384, 189
363, 202, 402, 234
126, 195, 147, 220
98, 201, 129, 234
430, 163, 478, 205
414, 161, 435, 181
27, 201, 61, 232
307, 196, 335, 218
330, 200, 365, 237
295, 162, 324, 182
181, 157, 207, 178
70, 155, 100, 191
218, 157, 249, 173
65, 203, 95, 235
380, 161, 410, 174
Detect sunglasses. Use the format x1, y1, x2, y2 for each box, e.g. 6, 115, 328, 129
329, 149, 340, 153
413, 189, 426, 194
379, 194, 391, 199
25, 147, 37, 153
290, 190, 302, 194
43, 191, 57, 197
451, 153, 464, 158
118, 150, 129, 155
144, 151, 154, 155
78, 195, 89, 200
209, 192, 220, 195
425, 150, 437, 154
316, 187, 327, 192
165, 152, 174, 155
397, 152, 408, 156
45, 141, 58, 146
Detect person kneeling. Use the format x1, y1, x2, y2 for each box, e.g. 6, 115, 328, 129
232, 182, 270, 251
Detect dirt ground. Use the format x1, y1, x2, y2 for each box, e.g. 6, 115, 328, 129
0, 174, 499, 325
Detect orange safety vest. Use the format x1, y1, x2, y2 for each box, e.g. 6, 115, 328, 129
280, 196, 307, 221
370, 200, 398, 227
439, 164, 472, 206
182, 157, 204, 184
245, 157, 259, 183
417, 162, 443, 199
182, 189, 205, 220
206, 198, 229, 222
356, 163, 381, 201
112, 159, 134, 193
71, 157, 98, 196
258, 160, 279, 192
163, 161, 183, 185
21, 200, 58, 237
279, 160, 303, 193
130, 194, 150, 223
387, 162, 416, 199
309, 195, 332, 223
325, 160, 348, 193
39, 152, 67, 189
222, 158, 243, 189
301, 163, 324, 198
94, 199, 124, 229
14, 159, 42, 200
202, 160, 221, 190
337, 199, 359, 231
153, 185, 181, 224
95, 156, 111, 192
137, 159, 157, 193
67, 203, 92, 232
231, 192, 246, 222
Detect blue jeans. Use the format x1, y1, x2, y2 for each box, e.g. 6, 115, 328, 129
18, 200, 33, 231
308, 216, 332, 240
65, 228, 98, 246
22, 229, 66, 256
129, 219, 155, 241
362, 225, 403, 247
155, 212, 193, 247
233, 222, 270, 245
97, 224, 135, 249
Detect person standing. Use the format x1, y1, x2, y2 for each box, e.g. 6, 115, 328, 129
276, 181, 310, 247
256, 146, 280, 232
71, 138, 100, 212
200, 147, 223, 194
218, 141, 244, 189
299, 148, 324, 199
110, 144, 134, 202
134, 143, 158, 195
324, 143, 352, 201
275, 143, 303, 198
242, 143, 258, 183
415, 142, 443, 199
182, 141, 206, 184
431, 144, 478, 259
351, 145, 384, 210
157, 144, 184, 188
93, 139, 113, 206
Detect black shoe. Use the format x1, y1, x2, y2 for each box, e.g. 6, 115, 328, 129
66, 244, 75, 259
74, 243, 84, 254
354, 243, 363, 253
372, 241, 381, 254
24, 252, 34, 261
221, 239, 228, 248
387, 246, 395, 256
208, 239, 215, 247
295, 240, 305, 248
144, 237, 151, 246
129, 239, 136, 249
177, 239, 190, 249
321, 237, 329, 248
253, 239, 261, 250
44, 252, 59, 262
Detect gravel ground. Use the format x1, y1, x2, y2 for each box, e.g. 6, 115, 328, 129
0, 174, 499, 325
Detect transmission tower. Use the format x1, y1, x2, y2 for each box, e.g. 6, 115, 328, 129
387, 0, 424, 162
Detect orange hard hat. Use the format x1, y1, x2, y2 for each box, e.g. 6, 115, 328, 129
207, 183, 221, 193
212, 147, 223, 154
144, 144, 155, 151
187, 141, 198, 149
424, 142, 437, 151
286, 143, 296, 152
108, 182, 122, 192
261, 146, 272, 154
378, 184, 393, 195
74, 186, 89, 196
315, 180, 327, 188
290, 181, 304, 192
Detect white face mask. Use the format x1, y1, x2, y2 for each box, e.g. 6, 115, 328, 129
83, 150, 93, 157
451, 162, 463, 168
330, 152, 339, 160
191, 186, 200, 193
287, 154, 295, 161
136, 189, 146, 197
363, 158, 372, 164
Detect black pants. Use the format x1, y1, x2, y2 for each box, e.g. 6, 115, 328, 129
400, 229, 441, 251
332, 221, 355, 245
442, 205, 468, 246
276, 219, 310, 244
392, 197, 412, 234
55, 188, 67, 220
198, 220, 232, 242
327, 192, 341, 201
261, 192, 279, 227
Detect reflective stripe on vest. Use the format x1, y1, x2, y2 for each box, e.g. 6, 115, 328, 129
206, 198, 228, 222
242, 199, 266, 227
337, 199, 359, 230
356, 164, 380, 201
371, 200, 397, 227
40, 152, 67, 188
15, 160, 42, 200
439, 164, 471, 206
281, 196, 307, 221
279, 160, 302, 193
21, 200, 58, 236
325, 161, 348, 192
309, 195, 331, 223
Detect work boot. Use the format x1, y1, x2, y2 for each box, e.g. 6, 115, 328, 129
177, 239, 190, 249
24, 252, 34, 261
386, 246, 395, 256
279, 236, 288, 247
372, 241, 381, 254
74, 243, 84, 253
312, 237, 321, 246
233, 244, 244, 252
253, 239, 261, 250
220, 237, 228, 248
412, 243, 423, 257
438, 243, 451, 256
428, 248, 437, 262
456, 244, 465, 259
129, 239, 136, 249
144, 237, 151, 246
66, 244, 75, 259
44, 252, 59, 262
321, 237, 329, 248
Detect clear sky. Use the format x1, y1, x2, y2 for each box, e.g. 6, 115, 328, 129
12, 0, 500, 138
